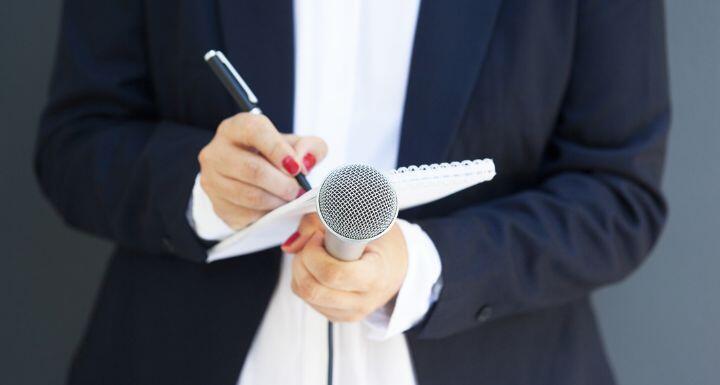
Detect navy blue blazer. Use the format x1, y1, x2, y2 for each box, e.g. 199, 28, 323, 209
36, 0, 670, 384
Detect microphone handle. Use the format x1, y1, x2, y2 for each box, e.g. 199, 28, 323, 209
324, 232, 367, 261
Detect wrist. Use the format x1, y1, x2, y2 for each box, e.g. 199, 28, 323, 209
364, 219, 442, 340
188, 173, 235, 241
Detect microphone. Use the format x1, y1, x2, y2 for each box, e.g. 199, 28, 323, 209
316, 164, 399, 261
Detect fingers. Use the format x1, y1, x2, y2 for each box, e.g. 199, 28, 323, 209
284, 218, 378, 291
291, 245, 365, 312
203, 170, 287, 210
287, 221, 409, 323
219, 113, 303, 176
282, 229, 315, 252
211, 141, 302, 201
283, 134, 328, 173
198, 114, 326, 232
281, 214, 325, 254
208, 195, 266, 229
304, 250, 379, 293
295, 231, 379, 292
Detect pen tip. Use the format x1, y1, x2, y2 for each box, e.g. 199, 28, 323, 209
296, 174, 312, 191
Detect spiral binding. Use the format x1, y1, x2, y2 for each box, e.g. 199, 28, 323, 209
388, 159, 495, 184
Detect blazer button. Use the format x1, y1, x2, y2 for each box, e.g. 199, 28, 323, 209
475, 306, 493, 323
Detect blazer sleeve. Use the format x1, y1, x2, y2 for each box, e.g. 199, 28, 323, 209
413, 0, 670, 338
34, 0, 213, 263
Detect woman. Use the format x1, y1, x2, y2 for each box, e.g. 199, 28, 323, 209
36, 0, 669, 384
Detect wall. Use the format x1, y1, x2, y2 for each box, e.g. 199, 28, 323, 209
594, 1, 720, 384
1, 2, 111, 384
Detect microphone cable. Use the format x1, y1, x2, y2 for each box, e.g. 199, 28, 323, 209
327, 321, 334, 385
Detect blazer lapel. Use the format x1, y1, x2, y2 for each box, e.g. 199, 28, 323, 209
398, 0, 504, 166
214, 0, 503, 158
217, 0, 295, 133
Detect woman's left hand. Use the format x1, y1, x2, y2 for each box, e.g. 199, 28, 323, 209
281, 214, 408, 322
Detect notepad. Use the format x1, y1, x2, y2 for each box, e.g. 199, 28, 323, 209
207, 159, 496, 262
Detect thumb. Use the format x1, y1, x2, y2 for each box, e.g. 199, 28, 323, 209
305, 230, 326, 251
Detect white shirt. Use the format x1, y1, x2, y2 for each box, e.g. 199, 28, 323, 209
189, 1, 442, 384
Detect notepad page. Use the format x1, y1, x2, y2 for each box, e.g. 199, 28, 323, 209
390, 159, 496, 210
207, 159, 495, 262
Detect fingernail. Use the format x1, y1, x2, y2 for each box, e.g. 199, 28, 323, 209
303, 153, 316, 172
282, 156, 300, 175
296, 188, 307, 198
282, 231, 300, 247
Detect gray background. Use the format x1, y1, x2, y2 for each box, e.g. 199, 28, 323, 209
1, 1, 718, 384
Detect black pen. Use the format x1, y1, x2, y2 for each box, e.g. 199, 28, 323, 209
204, 50, 312, 192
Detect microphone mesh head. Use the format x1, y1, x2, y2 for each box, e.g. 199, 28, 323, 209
318, 164, 398, 240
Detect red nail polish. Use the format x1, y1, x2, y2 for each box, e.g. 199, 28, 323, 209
296, 188, 307, 198
303, 153, 316, 172
283, 231, 300, 247
282, 156, 300, 175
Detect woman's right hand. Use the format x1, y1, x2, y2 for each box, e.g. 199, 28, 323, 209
198, 112, 327, 230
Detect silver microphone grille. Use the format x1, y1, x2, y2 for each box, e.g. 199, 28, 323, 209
317, 164, 398, 241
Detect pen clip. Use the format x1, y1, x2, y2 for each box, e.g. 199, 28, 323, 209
204, 50, 259, 104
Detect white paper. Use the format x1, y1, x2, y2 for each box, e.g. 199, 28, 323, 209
207, 159, 495, 262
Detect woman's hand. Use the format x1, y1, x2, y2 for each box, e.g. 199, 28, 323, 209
282, 214, 409, 322
198, 113, 327, 230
